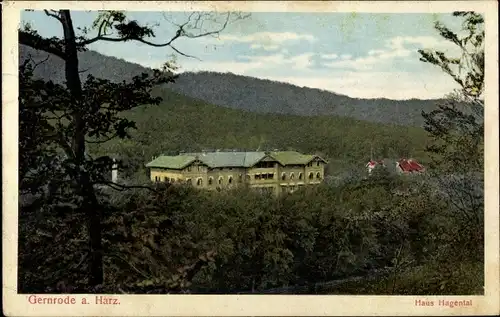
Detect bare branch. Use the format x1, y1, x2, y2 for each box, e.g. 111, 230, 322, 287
78, 67, 93, 74
169, 45, 201, 60
85, 132, 119, 144
44, 10, 62, 23
77, 11, 247, 59
23, 53, 51, 72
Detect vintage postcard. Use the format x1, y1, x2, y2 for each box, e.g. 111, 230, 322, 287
2, 0, 499, 316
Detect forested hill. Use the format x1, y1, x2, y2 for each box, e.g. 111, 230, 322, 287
20, 44, 440, 126
167, 71, 442, 126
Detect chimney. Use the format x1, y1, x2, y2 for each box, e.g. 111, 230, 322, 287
111, 158, 118, 183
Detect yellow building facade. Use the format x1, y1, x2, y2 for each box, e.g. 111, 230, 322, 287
146, 151, 327, 195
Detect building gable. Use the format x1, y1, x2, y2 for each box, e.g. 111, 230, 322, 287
307, 155, 328, 165
249, 154, 284, 168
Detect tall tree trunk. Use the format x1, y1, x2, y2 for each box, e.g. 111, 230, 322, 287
60, 10, 103, 286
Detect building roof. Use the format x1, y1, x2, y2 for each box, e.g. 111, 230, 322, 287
145, 151, 327, 169
145, 155, 196, 170
397, 158, 425, 172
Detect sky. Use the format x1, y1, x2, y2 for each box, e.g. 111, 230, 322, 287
20, 10, 465, 100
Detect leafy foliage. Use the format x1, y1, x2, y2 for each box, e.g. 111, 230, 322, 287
18, 11, 483, 295
19, 170, 483, 294
19, 9, 246, 287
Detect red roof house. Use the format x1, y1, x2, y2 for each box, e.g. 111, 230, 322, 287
396, 158, 425, 174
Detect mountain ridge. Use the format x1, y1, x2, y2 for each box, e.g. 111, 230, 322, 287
19, 44, 442, 126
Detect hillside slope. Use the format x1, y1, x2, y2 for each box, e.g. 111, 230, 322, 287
167, 71, 442, 126
89, 87, 430, 178
20, 45, 440, 126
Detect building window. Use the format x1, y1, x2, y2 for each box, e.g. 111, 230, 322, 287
218, 176, 223, 185
255, 161, 275, 168
187, 166, 192, 172
316, 172, 321, 179
268, 173, 274, 179
186, 178, 192, 185
281, 173, 286, 181
298, 172, 303, 180
309, 172, 314, 180
155, 176, 159, 182
164, 177, 169, 182
246, 174, 251, 181
255, 174, 261, 180
208, 177, 213, 186
228, 176, 233, 184
197, 166, 202, 172
290, 173, 295, 180
317, 161, 320, 167
307, 162, 312, 167
197, 178, 203, 186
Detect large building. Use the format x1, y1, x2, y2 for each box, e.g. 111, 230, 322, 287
145, 150, 328, 195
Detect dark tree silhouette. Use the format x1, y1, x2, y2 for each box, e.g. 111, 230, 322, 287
19, 9, 247, 288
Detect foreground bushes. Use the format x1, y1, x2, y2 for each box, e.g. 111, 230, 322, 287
18, 172, 484, 294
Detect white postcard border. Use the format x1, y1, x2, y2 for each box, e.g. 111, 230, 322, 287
2, 1, 499, 316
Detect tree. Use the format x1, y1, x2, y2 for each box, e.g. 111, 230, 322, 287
19, 9, 247, 288
417, 11, 484, 261
418, 11, 484, 172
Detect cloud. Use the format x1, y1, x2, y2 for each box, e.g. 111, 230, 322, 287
234, 52, 316, 71
218, 31, 316, 52
367, 49, 385, 56
389, 35, 458, 53
123, 34, 461, 100
249, 43, 281, 51
219, 31, 316, 44
323, 35, 457, 71
321, 53, 338, 59
288, 53, 316, 70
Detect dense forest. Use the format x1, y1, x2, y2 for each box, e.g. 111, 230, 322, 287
18, 10, 484, 295
89, 88, 430, 181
